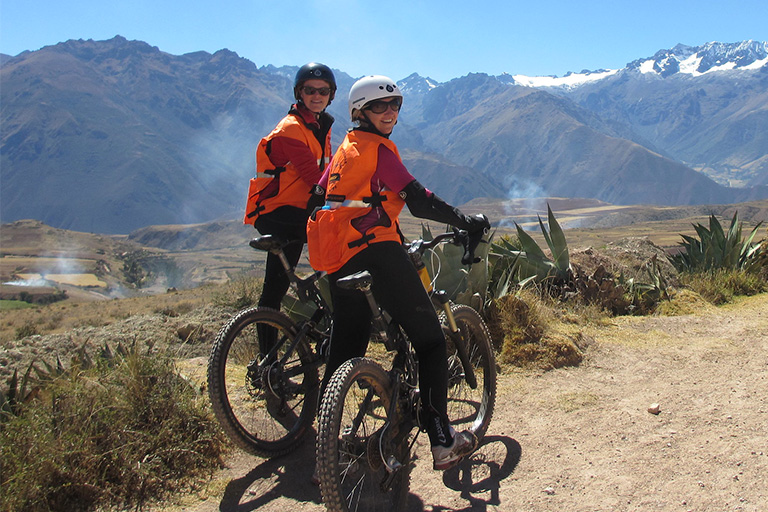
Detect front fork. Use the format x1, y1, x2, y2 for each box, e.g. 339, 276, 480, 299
433, 293, 478, 390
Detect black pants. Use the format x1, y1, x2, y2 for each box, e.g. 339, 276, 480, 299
253, 206, 308, 310
321, 241, 452, 446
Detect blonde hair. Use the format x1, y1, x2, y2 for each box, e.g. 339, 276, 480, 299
351, 108, 368, 126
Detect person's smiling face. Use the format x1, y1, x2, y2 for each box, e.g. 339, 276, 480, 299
299, 79, 332, 113
363, 97, 402, 135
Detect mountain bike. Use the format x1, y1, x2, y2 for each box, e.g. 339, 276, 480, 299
207, 235, 332, 457
316, 230, 497, 512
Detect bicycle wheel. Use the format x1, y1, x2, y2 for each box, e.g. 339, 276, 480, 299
207, 306, 319, 458
441, 303, 497, 441
317, 358, 411, 512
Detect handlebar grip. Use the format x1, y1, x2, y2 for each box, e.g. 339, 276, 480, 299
461, 228, 486, 265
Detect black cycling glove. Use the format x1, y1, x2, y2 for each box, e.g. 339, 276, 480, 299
306, 184, 326, 215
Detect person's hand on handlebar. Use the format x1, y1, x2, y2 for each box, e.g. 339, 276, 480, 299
464, 214, 490, 235
460, 214, 490, 265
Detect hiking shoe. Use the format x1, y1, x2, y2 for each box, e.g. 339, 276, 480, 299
431, 429, 478, 470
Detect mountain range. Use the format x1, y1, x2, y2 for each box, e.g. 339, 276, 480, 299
1, 37, 767, 234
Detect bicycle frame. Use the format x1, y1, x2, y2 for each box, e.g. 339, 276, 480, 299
407, 232, 479, 389
335, 271, 419, 476
250, 235, 332, 360
333, 230, 482, 475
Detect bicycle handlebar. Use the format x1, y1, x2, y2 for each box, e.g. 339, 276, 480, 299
407, 223, 489, 266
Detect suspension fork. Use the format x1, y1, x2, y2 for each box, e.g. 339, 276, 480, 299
435, 294, 478, 390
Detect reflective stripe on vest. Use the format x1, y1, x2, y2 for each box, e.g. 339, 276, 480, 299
306, 130, 405, 272
243, 114, 331, 224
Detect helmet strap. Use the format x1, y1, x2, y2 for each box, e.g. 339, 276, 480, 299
356, 112, 392, 139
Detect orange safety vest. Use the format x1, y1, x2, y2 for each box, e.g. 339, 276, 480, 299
243, 113, 332, 223
307, 130, 405, 273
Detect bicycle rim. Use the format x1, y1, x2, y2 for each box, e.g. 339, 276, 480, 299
442, 304, 497, 441
317, 358, 410, 512
207, 307, 319, 458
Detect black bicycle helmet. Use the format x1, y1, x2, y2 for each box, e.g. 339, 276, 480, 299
294, 62, 337, 102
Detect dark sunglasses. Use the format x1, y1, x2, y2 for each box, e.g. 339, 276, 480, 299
301, 85, 332, 96
364, 98, 402, 114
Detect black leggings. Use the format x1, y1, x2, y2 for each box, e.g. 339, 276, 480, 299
321, 242, 451, 445
253, 207, 308, 310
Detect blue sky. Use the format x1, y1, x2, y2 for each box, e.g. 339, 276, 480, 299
2, 0, 767, 82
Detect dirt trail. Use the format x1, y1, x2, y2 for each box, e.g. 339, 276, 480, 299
168, 294, 768, 512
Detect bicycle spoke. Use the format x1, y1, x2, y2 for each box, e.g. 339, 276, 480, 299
208, 307, 319, 457
317, 358, 410, 512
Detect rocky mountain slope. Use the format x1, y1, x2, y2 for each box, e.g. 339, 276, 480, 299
2, 37, 767, 234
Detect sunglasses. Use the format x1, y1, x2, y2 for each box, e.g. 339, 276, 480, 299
301, 85, 332, 96
364, 98, 402, 114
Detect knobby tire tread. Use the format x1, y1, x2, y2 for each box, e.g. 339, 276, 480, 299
316, 358, 410, 512
207, 306, 319, 458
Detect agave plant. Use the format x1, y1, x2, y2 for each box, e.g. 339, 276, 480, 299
489, 204, 572, 294
487, 234, 523, 299
419, 223, 493, 307
669, 212, 764, 272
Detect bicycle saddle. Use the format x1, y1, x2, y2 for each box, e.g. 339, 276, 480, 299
249, 235, 288, 252
336, 270, 372, 290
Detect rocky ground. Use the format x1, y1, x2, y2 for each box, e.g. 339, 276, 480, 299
3, 234, 767, 512
160, 293, 768, 512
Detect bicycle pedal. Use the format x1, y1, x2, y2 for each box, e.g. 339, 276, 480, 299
341, 425, 355, 440
385, 455, 403, 473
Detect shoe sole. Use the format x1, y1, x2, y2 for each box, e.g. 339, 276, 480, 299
432, 436, 478, 471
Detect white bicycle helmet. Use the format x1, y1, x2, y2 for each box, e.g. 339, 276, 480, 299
348, 75, 403, 121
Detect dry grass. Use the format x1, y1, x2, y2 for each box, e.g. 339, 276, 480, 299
485, 290, 593, 371
0, 284, 221, 345
0, 350, 229, 512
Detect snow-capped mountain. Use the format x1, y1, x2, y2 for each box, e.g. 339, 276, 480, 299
2, 37, 767, 234
628, 40, 768, 77
509, 69, 619, 89
398, 72, 440, 95
508, 40, 768, 89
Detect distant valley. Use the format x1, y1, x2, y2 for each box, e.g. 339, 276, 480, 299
2, 199, 767, 302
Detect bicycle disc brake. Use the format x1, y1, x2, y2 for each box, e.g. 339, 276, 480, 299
245, 360, 293, 416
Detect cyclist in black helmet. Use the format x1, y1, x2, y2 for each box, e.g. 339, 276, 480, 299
243, 62, 336, 315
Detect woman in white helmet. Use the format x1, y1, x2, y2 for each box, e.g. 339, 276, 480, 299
307, 75, 490, 471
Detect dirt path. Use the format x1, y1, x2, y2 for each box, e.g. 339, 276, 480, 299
168, 294, 768, 512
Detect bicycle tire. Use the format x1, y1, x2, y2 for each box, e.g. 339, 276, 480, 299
441, 303, 497, 441
207, 307, 319, 458
317, 358, 410, 512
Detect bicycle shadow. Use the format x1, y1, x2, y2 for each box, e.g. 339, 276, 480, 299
217, 437, 322, 511
215, 434, 520, 512
414, 435, 522, 512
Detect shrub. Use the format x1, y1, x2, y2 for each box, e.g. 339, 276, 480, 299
0, 349, 228, 512
14, 321, 39, 340
212, 274, 262, 310
486, 290, 585, 370
679, 268, 768, 305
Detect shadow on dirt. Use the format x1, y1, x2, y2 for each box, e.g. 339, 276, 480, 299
217, 438, 321, 511
215, 434, 520, 511
424, 435, 522, 512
